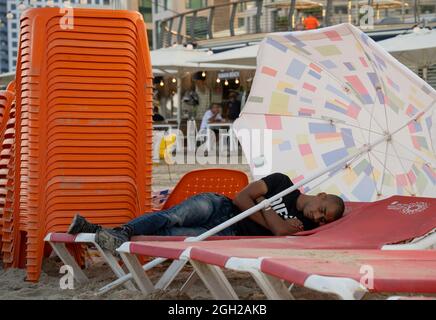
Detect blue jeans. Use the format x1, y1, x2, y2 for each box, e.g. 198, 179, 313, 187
126, 193, 239, 236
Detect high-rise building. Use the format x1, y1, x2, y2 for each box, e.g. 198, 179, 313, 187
0, 1, 9, 74
4, 0, 139, 72
138, 0, 153, 48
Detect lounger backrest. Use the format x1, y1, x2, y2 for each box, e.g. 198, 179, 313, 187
289, 195, 436, 249
162, 169, 249, 210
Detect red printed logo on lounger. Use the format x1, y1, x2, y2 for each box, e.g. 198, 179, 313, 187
387, 201, 429, 215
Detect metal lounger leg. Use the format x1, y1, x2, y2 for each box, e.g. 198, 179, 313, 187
155, 259, 188, 290
180, 271, 199, 294
119, 252, 155, 295
249, 270, 295, 300
49, 242, 88, 285
189, 260, 239, 300
94, 246, 137, 291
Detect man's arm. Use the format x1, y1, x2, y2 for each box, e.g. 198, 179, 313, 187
208, 113, 220, 123
232, 181, 303, 236
256, 196, 304, 236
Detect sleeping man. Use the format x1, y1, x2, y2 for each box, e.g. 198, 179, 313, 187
67, 173, 345, 254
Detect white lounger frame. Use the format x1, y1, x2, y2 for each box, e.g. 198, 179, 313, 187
44, 233, 136, 290
45, 229, 436, 299
116, 229, 436, 300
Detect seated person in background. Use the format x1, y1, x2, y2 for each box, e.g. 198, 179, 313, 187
67, 172, 345, 254
227, 92, 241, 121
152, 106, 165, 122
200, 103, 224, 131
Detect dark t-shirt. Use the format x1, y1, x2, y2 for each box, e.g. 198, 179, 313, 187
235, 173, 317, 235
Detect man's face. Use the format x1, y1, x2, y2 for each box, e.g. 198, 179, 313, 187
302, 193, 339, 225
211, 105, 220, 114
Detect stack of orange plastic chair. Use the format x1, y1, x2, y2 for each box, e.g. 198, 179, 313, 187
0, 82, 16, 259
1, 8, 153, 281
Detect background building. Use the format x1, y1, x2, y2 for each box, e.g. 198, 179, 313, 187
0, 1, 8, 74
153, 0, 436, 50
1, 0, 151, 73
138, 0, 154, 48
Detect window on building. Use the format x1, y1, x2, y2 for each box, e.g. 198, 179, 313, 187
421, 5, 435, 14
139, 0, 153, 23
154, 0, 168, 14
147, 29, 153, 48
186, 0, 208, 10
334, 5, 348, 14
185, 16, 208, 40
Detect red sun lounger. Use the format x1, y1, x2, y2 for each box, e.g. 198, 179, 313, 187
116, 195, 436, 298
182, 246, 436, 300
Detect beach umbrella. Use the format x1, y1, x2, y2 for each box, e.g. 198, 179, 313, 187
379, 27, 436, 81
358, 0, 404, 9
233, 23, 436, 202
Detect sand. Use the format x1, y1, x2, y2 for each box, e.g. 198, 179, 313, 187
0, 161, 432, 300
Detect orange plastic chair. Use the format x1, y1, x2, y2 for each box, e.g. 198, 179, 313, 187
161, 169, 250, 210
0, 85, 15, 262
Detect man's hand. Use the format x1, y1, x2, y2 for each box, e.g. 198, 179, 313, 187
285, 218, 304, 233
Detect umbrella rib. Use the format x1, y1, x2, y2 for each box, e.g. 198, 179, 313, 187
305, 153, 363, 195
240, 112, 385, 136
390, 137, 436, 167
387, 99, 436, 167
370, 148, 425, 164
366, 151, 381, 196
353, 115, 371, 148
378, 141, 390, 197
369, 148, 399, 195
390, 141, 417, 196
346, 24, 391, 134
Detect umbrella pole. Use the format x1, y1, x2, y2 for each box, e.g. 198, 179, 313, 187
177, 75, 182, 130
100, 103, 434, 294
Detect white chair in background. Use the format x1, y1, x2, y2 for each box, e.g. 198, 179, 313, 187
218, 126, 238, 154
188, 119, 214, 153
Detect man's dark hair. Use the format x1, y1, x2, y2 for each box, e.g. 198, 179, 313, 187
327, 194, 345, 220
211, 102, 221, 108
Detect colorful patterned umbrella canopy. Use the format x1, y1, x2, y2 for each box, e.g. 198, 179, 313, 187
234, 23, 436, 202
